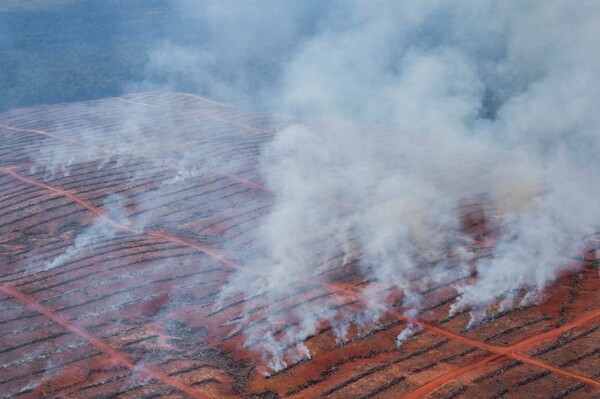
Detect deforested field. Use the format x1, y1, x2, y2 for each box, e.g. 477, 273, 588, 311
0, 92, 599, 398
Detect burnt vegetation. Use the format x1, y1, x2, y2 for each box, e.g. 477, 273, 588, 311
0, 93, 598, 398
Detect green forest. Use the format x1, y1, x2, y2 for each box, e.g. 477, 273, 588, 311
0, 0, 175, 111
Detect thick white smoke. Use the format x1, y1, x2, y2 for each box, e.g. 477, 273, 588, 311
155, 0, 600, 370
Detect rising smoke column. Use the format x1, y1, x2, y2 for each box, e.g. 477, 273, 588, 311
170, 0, 600, 367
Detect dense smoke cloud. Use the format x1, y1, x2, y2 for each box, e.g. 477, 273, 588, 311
146, 0, 600, 368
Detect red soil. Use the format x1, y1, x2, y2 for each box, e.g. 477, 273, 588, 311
0, 92, 598, 398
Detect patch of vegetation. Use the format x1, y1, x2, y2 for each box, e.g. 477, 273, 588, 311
0, 0, 175, 111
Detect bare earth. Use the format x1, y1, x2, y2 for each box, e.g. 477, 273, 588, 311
0, 92, 598, 398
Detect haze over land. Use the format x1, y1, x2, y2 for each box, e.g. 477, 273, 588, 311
3, 0, 600, 371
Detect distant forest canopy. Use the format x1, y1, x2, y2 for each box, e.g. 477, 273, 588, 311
0, 0, 177, 111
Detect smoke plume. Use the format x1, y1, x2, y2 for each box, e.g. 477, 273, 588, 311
159, 0, 600, 369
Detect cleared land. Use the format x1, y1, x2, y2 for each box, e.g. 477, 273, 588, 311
0, 92, 598, 398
